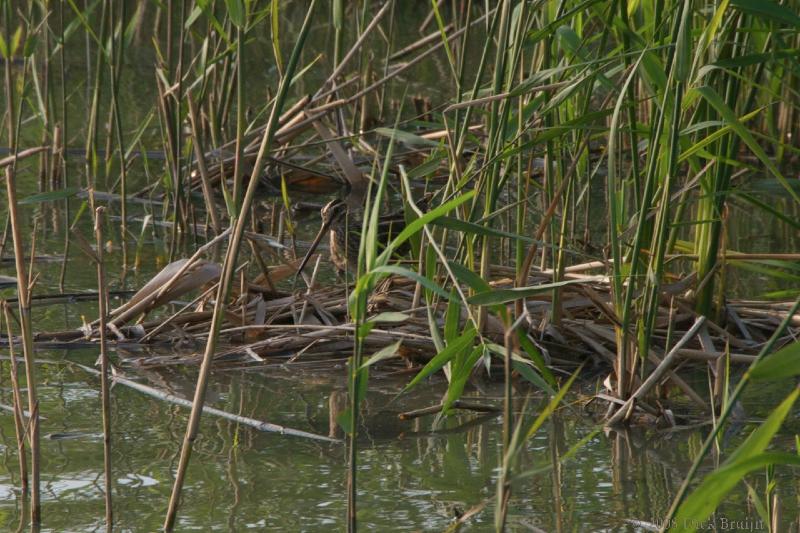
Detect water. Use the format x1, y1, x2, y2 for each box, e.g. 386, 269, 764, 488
1, 348, 796, 531
1, 3, 799, 532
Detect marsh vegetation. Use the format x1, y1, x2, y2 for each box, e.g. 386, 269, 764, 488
1, 0, 800, 531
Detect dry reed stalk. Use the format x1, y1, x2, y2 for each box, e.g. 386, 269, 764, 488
3, 39, 41, 525
154, 75, 184, 260
419, 123, 483, 140
296, 255, 324, 325
267, 7, 495, 147
0, 214, 9, 261
513, 110, 604, 314
664, 298, 800, 521
444, 80, 572, 112
398, 400, 500, 419
311, 120, 365, 188
0, 146, 49, 168
49, 126, 62, 194
26, 220, 40, 300
94, 206, 113, 529
316, 0, 394, 96
163, 4, 319, 528
138, 282, 221, 343
186, 94, 223, 235
279, 94, 312, 125
389, 22, 453, 61
417, 0, 445, 34
210, 95, 312, 157
579, 321, 708, 410
730, 306, 800, 327
70, 362, 337, 442
3, 190, 39, 513
2, 301, 28, 494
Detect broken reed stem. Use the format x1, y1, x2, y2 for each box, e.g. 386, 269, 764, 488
0, 146, 49, 169
138, 282, 220, 343
70, 362, 337, 442
2, 301, 28, 495
94, 206, 113, 530
398, 400, 501, 420
162, 3, 318, 529
186, 94, 223, 235
3, 17, 41, 524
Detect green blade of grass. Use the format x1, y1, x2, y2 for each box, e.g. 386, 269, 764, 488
468, 278, 601, 305
404, 328, 477, 391
748, 341, 800, 381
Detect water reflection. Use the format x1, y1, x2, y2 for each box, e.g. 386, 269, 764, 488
2, 353, 796, 531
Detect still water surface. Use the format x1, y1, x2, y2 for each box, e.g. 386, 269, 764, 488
1, 234, 797, 530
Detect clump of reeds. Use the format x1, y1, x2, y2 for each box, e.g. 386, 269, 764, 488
4, 0, 800, 531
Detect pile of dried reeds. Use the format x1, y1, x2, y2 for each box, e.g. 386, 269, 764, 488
29, 253, 800, 399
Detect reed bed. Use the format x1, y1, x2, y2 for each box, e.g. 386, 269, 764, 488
31, 260, 799, 379
2, 0, 800, 530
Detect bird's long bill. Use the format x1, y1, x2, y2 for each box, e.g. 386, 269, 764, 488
296, 216, 334, 277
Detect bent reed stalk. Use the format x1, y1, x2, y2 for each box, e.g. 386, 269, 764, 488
162, 2, 318, 529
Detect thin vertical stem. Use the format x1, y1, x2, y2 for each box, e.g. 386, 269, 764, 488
187, 94, 223, 235
2, 301, 28, 495
94, 206, 113, 530
232, 24, 245, 211
162, 3, 317, 528
2, 22, 41, 524
57, 0, 70, 292
108, 0, 129, 270
85, 0, 109, 206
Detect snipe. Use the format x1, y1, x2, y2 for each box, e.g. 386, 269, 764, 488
296, 197, 418, 277
300, 198, 356, 275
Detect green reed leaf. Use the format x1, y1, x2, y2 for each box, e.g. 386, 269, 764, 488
749, 341, 800, 381
404, 329, 477, 391
731, 0, 800, 27
468, 278, 600, 306
360, 341, 402, 370
20, 187, 81, 205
